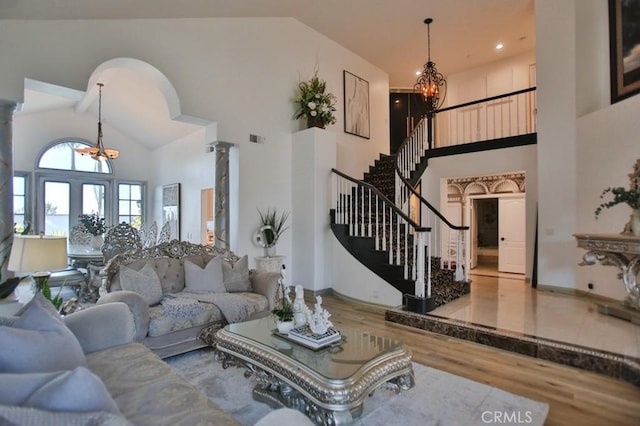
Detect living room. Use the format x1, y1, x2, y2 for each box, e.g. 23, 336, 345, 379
1, 0, 640, 425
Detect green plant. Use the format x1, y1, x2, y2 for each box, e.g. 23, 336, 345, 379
41, 280, 63, 311
594, 187, 640, 218
78, 213, 106, 235
271, 283, 294, 322
293, 71, 337, 127
257, 208, 290, 246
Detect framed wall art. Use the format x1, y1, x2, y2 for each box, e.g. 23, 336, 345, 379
609, 0, 640, 103
162, 183, 180, 240
343, 70, 370, 139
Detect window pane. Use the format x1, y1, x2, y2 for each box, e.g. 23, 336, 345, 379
119, 216, 130, 224
119, 184, 130, 199
119, 200, 130, 215
13, 176, 26, 231
82, 184, 105, 216
44, 181, 69, 236
130, 185, 141, 200
39, 141, 111, 174
130, 201, 141, 216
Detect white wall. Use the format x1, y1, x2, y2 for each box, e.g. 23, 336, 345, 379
446, 50, 536, 105
0, 18, 389, 279
422, 145, 538, 281
13, 108, 152, 181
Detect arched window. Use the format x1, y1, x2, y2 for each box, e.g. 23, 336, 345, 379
38, 139, 112, 174
34, 139, 144, 236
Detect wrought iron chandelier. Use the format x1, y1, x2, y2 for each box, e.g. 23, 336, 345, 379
76, 83, 120, 161
414, 18, 447, 116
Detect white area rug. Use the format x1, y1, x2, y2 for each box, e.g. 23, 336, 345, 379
166, 348, 549, 426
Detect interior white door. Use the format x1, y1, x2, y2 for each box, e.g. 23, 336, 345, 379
498, 196, 526, 274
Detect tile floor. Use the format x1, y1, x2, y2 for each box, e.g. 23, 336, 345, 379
430, 263, 640, 359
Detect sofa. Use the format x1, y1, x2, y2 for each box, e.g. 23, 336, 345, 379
97, 240, 281, 358
0, 292, 313, 426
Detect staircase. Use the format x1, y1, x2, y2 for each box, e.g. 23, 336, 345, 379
330, 131, 470, 310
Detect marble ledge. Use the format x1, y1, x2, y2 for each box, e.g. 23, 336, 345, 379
385, 307, 640, 388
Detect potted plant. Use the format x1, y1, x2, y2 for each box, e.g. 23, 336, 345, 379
78, 213, 107, 249
256, 208, 289, 256
272, 266, 294, 334
293, 70, 337, 129
594, 160, 640, 235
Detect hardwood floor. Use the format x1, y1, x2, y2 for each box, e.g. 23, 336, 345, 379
318, 293, 640, 426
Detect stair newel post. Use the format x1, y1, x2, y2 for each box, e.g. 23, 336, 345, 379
368, 188, 372, 237
414, 231, 426, 297
455, 230, 465, 281
427, 230, 432, 298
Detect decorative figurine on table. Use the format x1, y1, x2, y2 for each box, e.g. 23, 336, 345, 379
306, 295, 333, 335
293, 284, 309, 327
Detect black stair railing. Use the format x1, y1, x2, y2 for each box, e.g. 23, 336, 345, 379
331, 168, 435, 298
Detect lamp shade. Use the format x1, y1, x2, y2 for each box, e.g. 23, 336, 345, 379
8, 235, 68, 273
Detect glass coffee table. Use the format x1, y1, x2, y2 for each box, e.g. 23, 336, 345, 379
215, 317, 414, 425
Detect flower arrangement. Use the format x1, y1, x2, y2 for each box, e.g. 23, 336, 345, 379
271, 266, 294, 322
78, 213, 106, 236
293, 71, 337, 129
257, 208, 290, 247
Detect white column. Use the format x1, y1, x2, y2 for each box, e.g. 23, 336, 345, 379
291, 128, 336, 292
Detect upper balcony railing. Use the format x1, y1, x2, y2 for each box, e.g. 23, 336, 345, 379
434, 87, 537, 147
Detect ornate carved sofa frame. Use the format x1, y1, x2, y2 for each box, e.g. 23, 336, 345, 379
98, 240, 280, 358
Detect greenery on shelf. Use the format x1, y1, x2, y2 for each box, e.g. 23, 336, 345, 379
293, 71, 337, 128
78, 213, 106, 236
594, 187, 640, 218
257, 208, 290, 247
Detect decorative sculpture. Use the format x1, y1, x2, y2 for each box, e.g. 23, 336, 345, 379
305, 295, 333, 335
293, 284, 309, 327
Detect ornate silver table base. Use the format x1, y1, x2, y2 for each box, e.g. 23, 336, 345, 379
215, 350, 414, 425
574, 233, 640, 323
214, 319, 414, 426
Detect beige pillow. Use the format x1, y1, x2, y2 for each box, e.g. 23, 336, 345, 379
184, 256, 225, 293
119, 263, 163, 306
222, 255, 252, 292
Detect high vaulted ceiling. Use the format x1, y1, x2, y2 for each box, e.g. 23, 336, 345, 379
4, 0, 535, 149
1, 0, 535, 88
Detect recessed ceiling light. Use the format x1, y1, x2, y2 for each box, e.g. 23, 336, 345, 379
495, 42, 504, 51
415, 70, 422, 76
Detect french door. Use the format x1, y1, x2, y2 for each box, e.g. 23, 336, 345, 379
37, 174, 111, 236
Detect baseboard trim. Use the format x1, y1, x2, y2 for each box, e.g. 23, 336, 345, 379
537, 284, 621, 304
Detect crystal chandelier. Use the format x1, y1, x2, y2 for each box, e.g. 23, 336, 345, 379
76, 83, 120, 161
414, 18, 447, 116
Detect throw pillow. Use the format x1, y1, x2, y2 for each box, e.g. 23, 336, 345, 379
119, 263, 163, 306
222, 255, 252, 292
0, 367, 120, 414
183, 256, 225, 293
0, 292, 87, 373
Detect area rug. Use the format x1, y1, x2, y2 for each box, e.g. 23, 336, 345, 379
166, 348, 549, 426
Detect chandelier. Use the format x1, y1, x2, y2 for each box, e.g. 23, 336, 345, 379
76, 83, 120, 161
414, 18, 447, 116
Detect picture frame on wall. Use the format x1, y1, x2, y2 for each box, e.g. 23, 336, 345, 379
343, 70, 370, 139
609, 0, 640, 103
162, 183, 180, 240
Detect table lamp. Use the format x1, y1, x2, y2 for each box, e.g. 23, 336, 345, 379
8, 235, 68, 292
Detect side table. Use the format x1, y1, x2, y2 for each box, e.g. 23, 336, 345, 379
574, 232, 640, 323
254, 255, 285, 273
